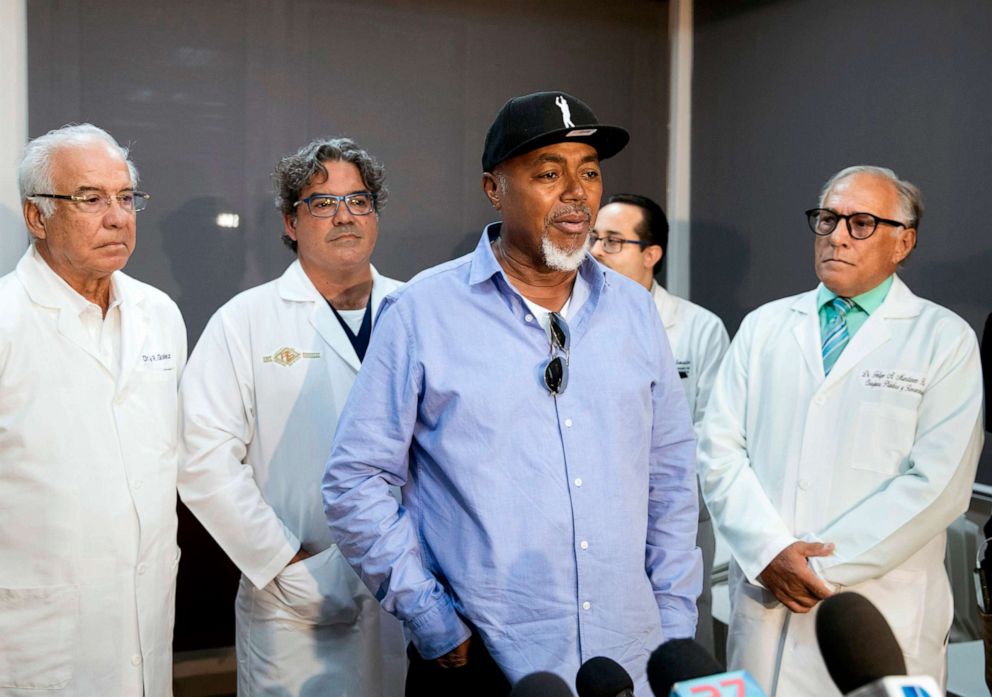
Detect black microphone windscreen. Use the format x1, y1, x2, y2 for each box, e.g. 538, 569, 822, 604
815, 592, 907, 694
647, 638, 723, 696
575, 656, 634, 697
511, 671, 575, 697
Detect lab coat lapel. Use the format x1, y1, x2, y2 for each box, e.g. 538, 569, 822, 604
790, 292, 823, 380
278, 261, 361, 373
117, 281, 149, 392
821, 275, 919, 388
16, 246, 111, 373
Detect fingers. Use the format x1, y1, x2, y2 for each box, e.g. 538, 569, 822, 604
799, 541, 835, 558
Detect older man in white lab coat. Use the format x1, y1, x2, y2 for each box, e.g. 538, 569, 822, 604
0, 124, 186, 696
699, 165, 983, 695
178, 137, 405, 697
590, 193, 729, 654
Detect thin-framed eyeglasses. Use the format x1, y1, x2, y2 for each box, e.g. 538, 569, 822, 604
30, 191, 150, 214
805, 208, 909, 240
544, 311, 570, 396
587, 233, 652, 254
294, 192, 377, 218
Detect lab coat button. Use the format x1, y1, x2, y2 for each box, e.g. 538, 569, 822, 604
798, 479, 809, 491
137, 563, 147, 575
814, 395, 825, 405
131, 654, 142, 666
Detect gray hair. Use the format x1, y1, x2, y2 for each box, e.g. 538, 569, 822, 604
818, 165, 923, 229
272, 137, 387, 253
19, 123, 139, 217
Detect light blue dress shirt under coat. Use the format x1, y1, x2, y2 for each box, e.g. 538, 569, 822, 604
323, 224, 701, 688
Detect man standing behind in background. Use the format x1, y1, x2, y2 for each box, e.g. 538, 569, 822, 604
590, 193, 729, 654
178, 137, 405, 696
1, 123, 186, 696
699, 166, 983, 694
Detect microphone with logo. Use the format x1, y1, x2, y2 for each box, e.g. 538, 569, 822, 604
815, 591, 942, 696
510, 671, 575, 697
575, 656, 634, 697
646, 638, 766, 696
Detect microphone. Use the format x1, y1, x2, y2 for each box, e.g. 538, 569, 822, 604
511, 671, 575, 697
647, 639, 765, 696
816, 592, 942, 696
575, 656, 634, 697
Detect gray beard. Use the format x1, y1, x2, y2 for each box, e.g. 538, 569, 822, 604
541, 233, 587, 272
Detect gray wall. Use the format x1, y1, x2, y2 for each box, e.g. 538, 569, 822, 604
692, 0, 992, 484
28, 0, 670, 344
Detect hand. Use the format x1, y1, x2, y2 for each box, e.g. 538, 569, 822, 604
286, 546, 313, 567
435, 637, 471, 669
757, 541, 834, 613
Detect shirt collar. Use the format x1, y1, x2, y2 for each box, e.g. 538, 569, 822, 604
467, 222, 606, 319
30, 242, 122, 316
816, 274, 894, 316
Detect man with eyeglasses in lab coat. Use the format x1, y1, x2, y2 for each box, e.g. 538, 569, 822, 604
178, 137, 405, 696
0, 123, 186, 696
698, 165, 983, 695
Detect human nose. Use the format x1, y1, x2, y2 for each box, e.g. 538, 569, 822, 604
827, 215, 853, 245
330, 198, 355, 225
102, 197, 130, 227
588, 235, 605, 255
560, 170, 588, 202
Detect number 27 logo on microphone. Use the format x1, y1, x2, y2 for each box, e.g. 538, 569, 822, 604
689, 677, 745, 697
672, 670, 765, 697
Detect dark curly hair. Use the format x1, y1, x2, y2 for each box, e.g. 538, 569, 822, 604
272, 137, 388, 252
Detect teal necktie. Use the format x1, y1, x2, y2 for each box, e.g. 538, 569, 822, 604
822, 296, 855, 375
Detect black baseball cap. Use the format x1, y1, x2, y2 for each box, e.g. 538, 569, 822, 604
482, 91, 630, 172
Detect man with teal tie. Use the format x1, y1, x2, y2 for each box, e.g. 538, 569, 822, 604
698, 166, 983, 696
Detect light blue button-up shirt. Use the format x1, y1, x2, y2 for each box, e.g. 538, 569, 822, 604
323, 224, 701, 689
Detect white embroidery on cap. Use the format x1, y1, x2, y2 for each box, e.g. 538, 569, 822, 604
566, 129, 597, 137
555, 96, 575, 128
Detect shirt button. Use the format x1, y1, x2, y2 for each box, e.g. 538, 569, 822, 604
798, 479, 809, 491
137, 563, 147, 575
525, 313, 534, 322
114, 393, 126, 405
564, 418, 573, 428
132, 480, 142, 490
582, 601, 591, 610
814, 395, 825, 405
574, 478, 583, 487
131, 654, 142, 666
580, 540, 589, 550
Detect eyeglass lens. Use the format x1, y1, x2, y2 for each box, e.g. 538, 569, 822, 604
544, 312, 570, 396
308, 193, 374, 217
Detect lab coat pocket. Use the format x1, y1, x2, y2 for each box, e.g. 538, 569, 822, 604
271, 545, 366, 626
849, 403, 916, 476
0, 584, 78, 689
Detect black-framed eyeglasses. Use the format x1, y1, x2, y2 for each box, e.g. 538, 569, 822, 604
30, 191, 150, 214
588, 233, 652, 254
544, 311, 570, 396
805, 208, 909, 240
294, 192, 377, 218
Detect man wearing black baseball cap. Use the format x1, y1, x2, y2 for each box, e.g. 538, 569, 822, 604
324, 91, 701, 695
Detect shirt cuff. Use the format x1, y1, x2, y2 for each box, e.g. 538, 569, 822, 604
407, 596, 472, 660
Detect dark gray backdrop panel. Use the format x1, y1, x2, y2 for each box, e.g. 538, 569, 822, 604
692, 0, 992, 486
27, 0, 669, 651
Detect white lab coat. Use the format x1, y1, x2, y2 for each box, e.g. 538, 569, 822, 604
0, 245, 186, 697
651, 282, 729, 654
699, 275, 983, 696
178, 260, 405, 696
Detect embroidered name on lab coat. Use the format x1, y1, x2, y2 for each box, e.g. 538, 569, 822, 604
262, 346, 320, 367
860, 369, 927, 395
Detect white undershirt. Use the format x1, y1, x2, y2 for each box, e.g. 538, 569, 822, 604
336, 307, 366, 334
521, 295, 572, 334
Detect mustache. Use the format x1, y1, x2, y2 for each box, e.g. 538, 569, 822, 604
545, 204, 592, 225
